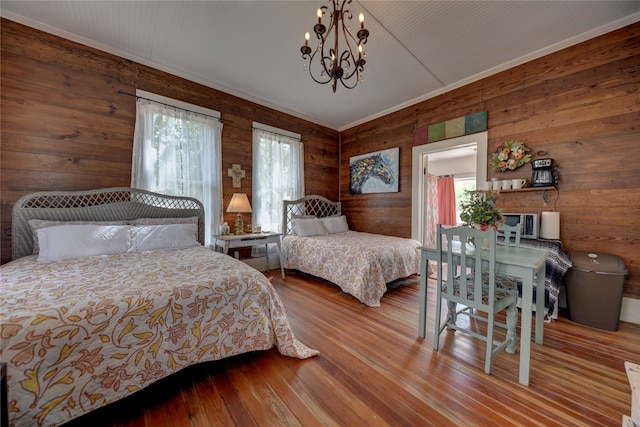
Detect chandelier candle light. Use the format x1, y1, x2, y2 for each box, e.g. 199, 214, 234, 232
227, 193, 252, 235
300, 0, 369, 92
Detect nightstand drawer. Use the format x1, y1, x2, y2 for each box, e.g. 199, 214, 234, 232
226, 237, 269, 248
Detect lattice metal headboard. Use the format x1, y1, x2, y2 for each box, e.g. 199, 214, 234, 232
12, 187, 205, 260
282, 195, 341, 237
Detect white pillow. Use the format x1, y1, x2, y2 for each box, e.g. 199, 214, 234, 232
131, 224, 199, 252
292, 218, 327, 237
37, 224, 132, 262
28, 219, 128, 254
321, 215, 349, 234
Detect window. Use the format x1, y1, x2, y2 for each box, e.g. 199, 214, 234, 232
131, 91, 223, 245
455, 178, 476, 224
252, 123, 304, 233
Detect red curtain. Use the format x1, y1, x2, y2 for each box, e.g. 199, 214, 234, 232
437, 175, 457, 225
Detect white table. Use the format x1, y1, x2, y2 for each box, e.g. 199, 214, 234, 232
213, 232, 283, 277
418, 243, 550, 386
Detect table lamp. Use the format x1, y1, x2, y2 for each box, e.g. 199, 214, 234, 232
227, 193, 252, 235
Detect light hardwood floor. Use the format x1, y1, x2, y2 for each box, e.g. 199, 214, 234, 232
65, 270, 639, 426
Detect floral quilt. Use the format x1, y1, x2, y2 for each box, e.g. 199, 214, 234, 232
0, 247, 318, 427
281, 231, 421, 307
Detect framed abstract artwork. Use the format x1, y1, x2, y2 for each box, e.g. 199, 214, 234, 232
349, 147, 399, 194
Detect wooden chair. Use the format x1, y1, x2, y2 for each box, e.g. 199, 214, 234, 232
495, 223, 526, 295
498, 223, 521, 248
433, 224, 519, 375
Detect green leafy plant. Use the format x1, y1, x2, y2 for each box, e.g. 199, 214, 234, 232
459, 190, 503, 230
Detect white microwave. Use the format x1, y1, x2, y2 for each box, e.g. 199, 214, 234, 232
502, 213, 539, 239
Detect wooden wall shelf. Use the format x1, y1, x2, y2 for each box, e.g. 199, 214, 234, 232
499, 186, 556, 193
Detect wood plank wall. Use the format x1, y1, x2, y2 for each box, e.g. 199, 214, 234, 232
0, 19, 339, 264
1, 18, 638, 300
340, 22, 640, 299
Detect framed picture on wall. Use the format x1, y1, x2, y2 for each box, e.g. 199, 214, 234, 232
349, 147, 400, 194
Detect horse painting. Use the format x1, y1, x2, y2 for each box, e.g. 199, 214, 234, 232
349, 150, 397, 194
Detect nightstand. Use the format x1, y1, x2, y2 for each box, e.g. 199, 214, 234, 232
213, 232, 283, 277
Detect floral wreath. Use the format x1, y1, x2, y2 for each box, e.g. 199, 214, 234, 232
491, 140, 532, 172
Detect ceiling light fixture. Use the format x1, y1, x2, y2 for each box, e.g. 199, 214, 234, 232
300, 0, 369, 92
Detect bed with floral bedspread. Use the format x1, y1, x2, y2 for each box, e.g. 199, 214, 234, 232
1, 188, 317, 427
281, 195, 421, 307
281, 231, 421, 307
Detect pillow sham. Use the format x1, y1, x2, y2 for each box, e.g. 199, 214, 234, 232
130, 224, 200, 252
320, 215, 349, 234
28, 219, 128, 254
292, 218, 327, 237
37, 224, 132, 262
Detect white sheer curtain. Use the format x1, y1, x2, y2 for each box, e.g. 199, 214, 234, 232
131, 98, 223, 246
252, 127, 304, 234
426, 173, 438, 246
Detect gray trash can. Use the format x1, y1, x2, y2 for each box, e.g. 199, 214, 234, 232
565, 251, 627, 331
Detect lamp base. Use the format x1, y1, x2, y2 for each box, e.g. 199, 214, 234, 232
234, 213, 245, 235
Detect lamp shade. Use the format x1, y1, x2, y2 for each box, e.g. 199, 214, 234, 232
227, 193, 252, 213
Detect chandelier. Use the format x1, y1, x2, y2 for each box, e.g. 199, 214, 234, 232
300, 0, 369, 92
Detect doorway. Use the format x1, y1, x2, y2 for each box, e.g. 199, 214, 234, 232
411, 132, 488, 244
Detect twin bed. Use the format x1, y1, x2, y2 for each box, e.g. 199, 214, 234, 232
280, 195, 422, 307
1, 188, 318, 427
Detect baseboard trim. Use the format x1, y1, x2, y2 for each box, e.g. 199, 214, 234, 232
621, 297, 640, 325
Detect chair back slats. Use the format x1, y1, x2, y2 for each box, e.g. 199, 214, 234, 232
434, 224, 518, 376
498, 223, 521, 248
438, 225, 497, 309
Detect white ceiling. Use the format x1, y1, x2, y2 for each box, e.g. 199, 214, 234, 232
2, 1, 639, 131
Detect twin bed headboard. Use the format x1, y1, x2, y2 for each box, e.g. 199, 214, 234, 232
11, 187, 205, 260
282, 195, 341, 238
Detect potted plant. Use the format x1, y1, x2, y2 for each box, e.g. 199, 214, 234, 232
459, 190, 503, 248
